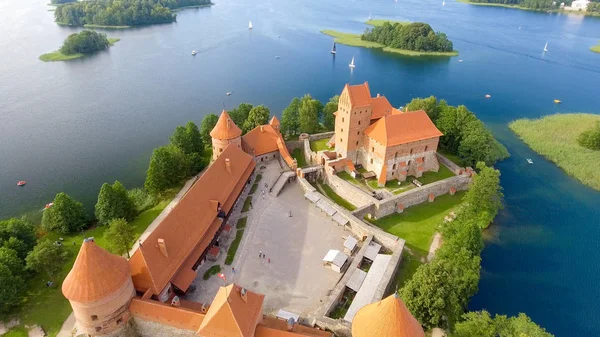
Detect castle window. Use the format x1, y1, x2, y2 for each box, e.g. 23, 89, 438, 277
394, 152, 398, 159
117, 318, 124, 325
95, 327, 102, 332
357, 131, 359, 135
340, 138, 343, 143
371, 147, 374, 152
91, 315, 98, 321
358, 120, 361, 125
410, 148, 413, 154
393, 164, 396, 170
356, 141, 359, 145
370, 158, 374, 164
425, 145, 429, 151
342, 117, 344, 123
220, 148, 223, 153
341, 128, 344, 132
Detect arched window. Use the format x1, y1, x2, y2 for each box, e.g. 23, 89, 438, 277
410, 148, 413, 154
340, 138, 343, 143
425, 145, 429, 151
358, 120, 361, 125
370, 158, 374, 164
356, 141, 359, 145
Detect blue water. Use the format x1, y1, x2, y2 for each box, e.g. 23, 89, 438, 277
0, 0, 599, 335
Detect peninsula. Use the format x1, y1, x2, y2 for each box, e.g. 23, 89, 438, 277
39, 30, 120, 62
592, 41, 600, 53
510, 113, 600, 191
54, 0, 212, 28
321, 20, 458, 57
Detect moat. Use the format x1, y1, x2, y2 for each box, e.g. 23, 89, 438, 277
1, 0, 600, 335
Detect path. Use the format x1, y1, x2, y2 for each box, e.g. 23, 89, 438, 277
427, 232, 442, 262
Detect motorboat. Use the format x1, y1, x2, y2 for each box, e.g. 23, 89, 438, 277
226, 92, 232, 96
527, 158, 533, 164
192, 50, 197, 56
554, 99, 562, 104
275, 55, 280, 59
44, 203, 54, 209
485, 94, 491, 98
17, 180, 26, 186
249, 20, 253, 30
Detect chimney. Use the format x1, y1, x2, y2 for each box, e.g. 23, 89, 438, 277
405, 106, 408, 113
157, 238, 168, 258
240, 287, 248, 303
260, 125, 264, 133
377, 93, 380, 97
225, 158, 232, 173
287, 317, 296, 331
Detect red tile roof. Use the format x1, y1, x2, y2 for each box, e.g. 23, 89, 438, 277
352, 294, 425, 337
364, 110, 443, 146
242, 124, 296, 170
269, 116, 280, 126
211, 110, 243, 140
370, 96, 394, 120
346, 82, 372, 108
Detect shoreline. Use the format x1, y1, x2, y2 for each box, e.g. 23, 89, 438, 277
321, 29, 458, 57
456, 0, 600, 17
39, 38, 120, 62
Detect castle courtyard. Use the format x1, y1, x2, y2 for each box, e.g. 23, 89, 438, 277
188, 160, 349, 317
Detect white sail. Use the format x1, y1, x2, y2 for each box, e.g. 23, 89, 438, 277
442, 0, 446, 5
543, 41, 548, 52
349, 56, 355, 68
249, 21, 253, 30
368, 13, 372, 20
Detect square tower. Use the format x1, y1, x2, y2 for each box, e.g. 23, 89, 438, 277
334, 82, 373, 161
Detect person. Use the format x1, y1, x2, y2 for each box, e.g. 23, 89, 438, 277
259, 251, 263, 258
232, 267, 236, 274
268, 258, 271, 264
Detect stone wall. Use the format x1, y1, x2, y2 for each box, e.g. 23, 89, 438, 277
254, 151, 280, 166
325, 174, 375, 208
285, 140, 304, 151
351, 204, 376, 221
303, 139, 314, 166
134, 318, 197, 337
372, 175, 471, 218
308, 131, 335, 141
437, 153, 463, 174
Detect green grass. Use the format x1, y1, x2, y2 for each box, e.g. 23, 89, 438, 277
225, 229, 245, 265
236, 217, 247, 229
319, 183, 357, 211
3, 327, 28, 337
338, 171, 361, 186
249, 183, 258, 195
203, 265, 221, 280
370, 191, 466, 256
39, 38, 121, 62
591, 42, 600, 53
321, 29, 458, 57
10, 189, 177, 337
365, 19, 410, 27
242, 197, 252, 212
292, 148, 308, 168
328, 288, 356, 319
509, 113, 600, 191
417, 164, 456, 185
310, 138, 331, 151
255, 174, 262, 183
395, 252, 424, 290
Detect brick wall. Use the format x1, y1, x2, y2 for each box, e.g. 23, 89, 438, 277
308, 131, 335, 141
436, 153, 463, 174
325, 174, 376, 208
285, 140, 304, 151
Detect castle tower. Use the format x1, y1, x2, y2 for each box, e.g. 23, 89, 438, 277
352, 293, 425, 337
62, 238, 135, 336
335, 82, 373, 162
210, 110, 242, 161
269, 115, 280, 132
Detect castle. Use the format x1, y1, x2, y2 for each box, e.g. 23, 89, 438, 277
61, 83, 431, 337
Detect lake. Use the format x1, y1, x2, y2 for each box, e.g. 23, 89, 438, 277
0, 0, 599, 335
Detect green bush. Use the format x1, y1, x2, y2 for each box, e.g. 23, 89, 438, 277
577, 121, 600, 150
225, 229, 244, 265
242, 197, 252, 212
236, 217, 247, 229
127, 188, 157, 213
249, 183, 258, 195
203, 265, 221, 280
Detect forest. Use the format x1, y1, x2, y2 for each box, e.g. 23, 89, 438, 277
469, 0, 599, 11
361, 22, 454, 53
54, 0, 212, 27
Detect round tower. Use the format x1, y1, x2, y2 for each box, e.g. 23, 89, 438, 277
352, 293, 425, 337
62, 238, 135, 336
210, 110, 242, 161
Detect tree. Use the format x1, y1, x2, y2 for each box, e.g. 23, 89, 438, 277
0, 263, 23, 315
281, 97, 301, 135
455, 311, 554, 337
0, 247, 25, 277
42, 192, 87, 234
323, 95, 339, 131
95, 181, 136, 225
577, 121, 600, 150
170, 121, 203, 154
0, 217, 36, 259
298, 94, 323, 134
454, 311, 496, 337
405, 96, 443, 121
242, 105, 271, 133
200, 113, 218, 145
105, 218, 135, 258
362, 22, 453, 52
26, 240, 69, 281
59, 30, 110, 55
463, 162, 503, 227
229, 103, 253, 130
144, 145, 189, 195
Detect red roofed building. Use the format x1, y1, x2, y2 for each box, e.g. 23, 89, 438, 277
334, 82, 443, 185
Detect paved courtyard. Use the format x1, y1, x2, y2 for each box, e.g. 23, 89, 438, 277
187, 160, 349, 317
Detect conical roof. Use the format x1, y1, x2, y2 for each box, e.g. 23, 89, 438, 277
62, 239, 131, 303
352, 294, 425, 337
210, 110, 242, 140
269, 116, 280, 126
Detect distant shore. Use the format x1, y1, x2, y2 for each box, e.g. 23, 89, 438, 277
592, 42, 600, 53
456, 0, 600, 17
321, 20, 458, 57
39, 38, 120, 62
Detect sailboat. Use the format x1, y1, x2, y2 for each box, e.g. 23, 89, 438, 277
368, 13, 372, 20
249, 20, 253, 30
543, 41, 548, 52
331, 42, 337, 55
442, 0, 446, 5
349, 56, 355, 68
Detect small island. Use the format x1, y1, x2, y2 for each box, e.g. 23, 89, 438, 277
40, 30, 120, 62
321, 20, 458, 57
54, 0, 212, 28
592, 41, 600, 53
509, 113, 600, 191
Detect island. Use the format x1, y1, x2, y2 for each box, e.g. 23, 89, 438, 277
509, 113, 600, 191
54, 0, 212, 28
321, 20, 458, 57
457, 0, 600, 17
592, 41, 600, 53
39, 30, 120, 62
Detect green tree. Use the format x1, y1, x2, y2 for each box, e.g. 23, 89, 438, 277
200, 113, 219, 146
455, 311, 554, 337
281, 97, 301, 136
170, 121, 203, 154
454, 311, 496, 337
59, 30, 110, 55
229, 103, 253, 130
95, 181, 136, 225
144, 145, 189, 195
242, 105, 271, 133
0, 217, 36, 259
405, 96, 444, 121
25, 240, 69, 281
42, 192, 87, 234
577, 121, 600, 150
463, 162, 503, 227
0, 263, 23, 315
323, 95, 339, 131
0, 247, 25, 277
298, 94, 323, 134
105, 218, 135, 258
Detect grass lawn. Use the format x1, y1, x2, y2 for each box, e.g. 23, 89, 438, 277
236, 217, 247, 229
225, 229, 245, 265
592, 42, 600, 53
338, 171, 362, 186
318, 183, 357, 211
39, 38, 120, 62
395, 252, 423, 290
292, 148, 308, 168
509, 113, 600, 191
310, 139, 331, 152
438, 149, 464, 167
9, 189, 177, 337
203, 265, 221, 280
242, 197, 252, 212
418, 164, 456, 185
370, 191, 466, 256
249, 183, 258, 195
